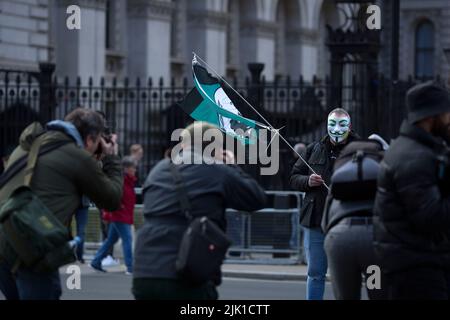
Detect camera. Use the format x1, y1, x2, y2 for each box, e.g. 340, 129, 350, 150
95, 111, 116, 156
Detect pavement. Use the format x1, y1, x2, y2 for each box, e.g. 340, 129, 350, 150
223, 263, 320, 281
76, 257, 329, 282
1, 260, 337, 300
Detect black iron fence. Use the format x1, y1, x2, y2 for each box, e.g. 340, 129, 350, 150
0, 63, 444, 189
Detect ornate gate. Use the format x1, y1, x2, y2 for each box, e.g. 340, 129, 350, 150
327, 0, 381, 137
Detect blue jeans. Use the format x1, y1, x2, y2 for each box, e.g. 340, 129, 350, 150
75, 207, 88, 261
0, 260, 61, 300
303, 227, 328, 300
91, 222, 133, 273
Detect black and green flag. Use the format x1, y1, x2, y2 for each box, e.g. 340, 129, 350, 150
178, 57, 264, 144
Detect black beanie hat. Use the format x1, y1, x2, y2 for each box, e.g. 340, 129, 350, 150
406, 81, 450, 124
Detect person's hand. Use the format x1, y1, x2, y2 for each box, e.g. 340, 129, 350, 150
222, 149, 235, 164
308, 174, 324, 187
215, 149, 235, 164
100, 134, 119, 156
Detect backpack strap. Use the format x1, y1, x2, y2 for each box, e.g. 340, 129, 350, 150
169, 161, 193, 221
353, 150, 365, 181
0, 140, 71, 189
23, 137, 44, 187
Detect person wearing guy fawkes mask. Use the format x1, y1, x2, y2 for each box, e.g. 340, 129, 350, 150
374, 82, 450, 299
290, 108, 359, 300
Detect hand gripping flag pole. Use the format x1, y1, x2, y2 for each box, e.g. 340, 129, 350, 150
192, 52, 330, 191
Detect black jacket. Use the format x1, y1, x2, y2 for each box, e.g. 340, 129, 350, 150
289, 133, 358, 228
373, 121, 450, 274
133, 150, 267, 283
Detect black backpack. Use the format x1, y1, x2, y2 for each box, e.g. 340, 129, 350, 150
169, 162, 231, 286
321, 139, 385, 233
330, 139, 384, 201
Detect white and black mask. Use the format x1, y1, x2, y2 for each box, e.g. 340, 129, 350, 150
327, 113, 351, 144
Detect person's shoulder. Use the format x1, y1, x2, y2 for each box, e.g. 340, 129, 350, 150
154, 158, 171, 170
386, 137, 436, 175
60, 142, 93, 163
349, 131, 361, 140
307, 139, 326, 154
144, 158, 170, 183
197, 163, 241, 182
389, 135, 435, 160
306, 140, 321, 151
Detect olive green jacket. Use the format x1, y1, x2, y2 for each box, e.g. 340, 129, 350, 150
0, 122, 123, 261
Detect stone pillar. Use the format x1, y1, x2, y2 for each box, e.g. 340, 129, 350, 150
284, 28, 304, 79
127, 0, 174, 81
240, 20, 277, 81
53, 0, 106, 82
186, 9, 228, 77
299, 28, 320, 81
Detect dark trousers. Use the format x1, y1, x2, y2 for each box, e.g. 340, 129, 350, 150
324, 218, 387, 300
75, 207, 88, 261
0, 260, 61, 300
386, 267, 450, 300
132, 278, 218, 300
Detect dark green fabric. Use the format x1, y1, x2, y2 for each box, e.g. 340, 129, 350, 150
0, 122, 123, 266
0, 123, 123, 225
0, 136, 74, 272
132, 278, 218, 300
0, 187, 76, 272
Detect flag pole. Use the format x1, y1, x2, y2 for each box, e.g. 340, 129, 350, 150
192, 52, 330, 191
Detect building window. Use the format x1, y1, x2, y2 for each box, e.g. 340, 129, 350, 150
105, 0, 115, 50
415, 21, 434, 79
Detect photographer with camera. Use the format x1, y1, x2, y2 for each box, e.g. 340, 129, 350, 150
0, 107, 123, 300
132, 122, 266, 300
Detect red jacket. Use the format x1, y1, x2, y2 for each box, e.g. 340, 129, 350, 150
102, 174, 136, 224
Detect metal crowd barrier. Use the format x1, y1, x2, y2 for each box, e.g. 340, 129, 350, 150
79, 189, 305, 265
224, 191, 305, 265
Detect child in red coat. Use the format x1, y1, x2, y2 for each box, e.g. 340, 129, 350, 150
91, 156, 137, 274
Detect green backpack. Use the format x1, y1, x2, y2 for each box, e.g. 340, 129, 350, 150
0, 137, 76, 273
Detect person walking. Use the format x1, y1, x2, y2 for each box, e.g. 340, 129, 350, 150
90, 156, 137, 275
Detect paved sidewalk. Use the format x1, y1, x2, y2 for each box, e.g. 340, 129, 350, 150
223, 263, 309, 281
223, 263, 331, 281
71, 259, 329, 282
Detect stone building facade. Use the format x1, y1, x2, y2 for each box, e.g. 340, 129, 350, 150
0, 0, 449, 83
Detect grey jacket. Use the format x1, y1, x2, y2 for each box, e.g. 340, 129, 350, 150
133, 150, 267, 282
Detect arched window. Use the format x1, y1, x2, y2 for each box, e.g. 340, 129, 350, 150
415, 21, 434, 79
